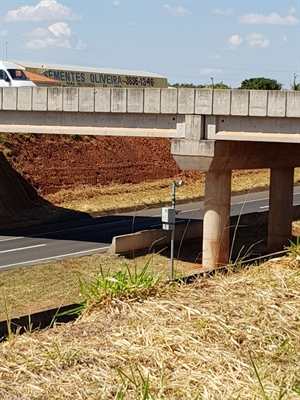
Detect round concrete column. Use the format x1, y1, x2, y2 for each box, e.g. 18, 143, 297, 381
202, 170, 231, 269
268, 167, 294, 253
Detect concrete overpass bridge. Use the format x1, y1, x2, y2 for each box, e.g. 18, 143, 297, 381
1, 87, 300, 269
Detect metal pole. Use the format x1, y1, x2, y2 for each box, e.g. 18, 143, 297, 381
170, 181, 176, 280
294, 73, 300, 90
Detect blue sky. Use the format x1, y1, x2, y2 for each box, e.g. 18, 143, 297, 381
0, 0, 299, 88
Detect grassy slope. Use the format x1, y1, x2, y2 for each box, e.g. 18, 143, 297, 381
1, 169, 300, 398
1, 168, 300, 320
1, 253, 300, 399
45, 170, 275, 213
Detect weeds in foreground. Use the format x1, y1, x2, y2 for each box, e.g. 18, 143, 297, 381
250, 352, 299, 399
0, 132, 7, 145
74, 258, 162, 313
115, 366, 155, 400
287, 236, 300, 259
115, 365, 200, 400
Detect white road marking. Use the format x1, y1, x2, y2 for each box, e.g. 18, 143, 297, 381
0, 247, 110, 269
0, 236, 24, 242
0, 244, 46, 254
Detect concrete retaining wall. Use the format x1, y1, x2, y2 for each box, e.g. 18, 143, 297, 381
110, 205, 300, 254
109, 221, 203, 254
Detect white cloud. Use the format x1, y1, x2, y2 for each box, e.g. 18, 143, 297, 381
208, 54, 221, 60
199, 68, 222, 76
213, 8, 234, 15
5, 0, 80, 22
28, 27, 49, 37
288, 7, 296, 14
163, 4, 190, 17
282, 35, 288, 43
112, 1, 121, 5
246, 33, 270, 48
238, 12, 299, 26
49, 22, 71, 37
25, 22, 84, 49
26, 37, 71, 49
0, 31, 8, 37
228, 35, 242, 48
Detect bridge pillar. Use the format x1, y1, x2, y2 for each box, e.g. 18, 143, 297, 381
203, 170, 231, 269
268, 167, 294, 253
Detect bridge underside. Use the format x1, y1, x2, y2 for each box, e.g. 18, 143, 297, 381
172, 139, 300, 269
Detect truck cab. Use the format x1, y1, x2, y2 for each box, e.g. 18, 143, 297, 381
0, 60, 36, 87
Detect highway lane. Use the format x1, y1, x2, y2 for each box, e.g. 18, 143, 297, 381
1, 188, 300, 270
0, 215, 161, 269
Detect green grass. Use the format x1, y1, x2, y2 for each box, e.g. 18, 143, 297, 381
0, 250, 191, 321
75, 259, 162, 314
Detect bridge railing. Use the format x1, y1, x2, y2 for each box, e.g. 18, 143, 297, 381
0, 87, 299, 117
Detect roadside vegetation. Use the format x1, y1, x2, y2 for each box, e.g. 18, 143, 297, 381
1, 243, 300, 399
1, 131, 300, 397
169, 77, 287, 90
42, 168, 300, 216
0, 176, 300, 398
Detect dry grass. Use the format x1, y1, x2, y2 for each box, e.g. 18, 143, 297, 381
1, 254, 300, 399
0, 248, 201, 321
42, 168, 300, 214
1, 169, 300, 398
43, 169, 283, 213
0, 222, 270, 322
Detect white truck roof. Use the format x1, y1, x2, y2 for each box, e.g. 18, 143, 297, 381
0, 60, 36, 87
0, 60, 25, 70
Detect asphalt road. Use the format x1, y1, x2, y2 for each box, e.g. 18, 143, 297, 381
1, 188, 300, 271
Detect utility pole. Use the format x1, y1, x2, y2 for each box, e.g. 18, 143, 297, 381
161, 180, 184, 281
169, 180, 184, 280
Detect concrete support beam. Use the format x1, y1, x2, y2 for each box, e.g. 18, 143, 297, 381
0, 111, 182, 137
172, 140, 300, 171
203, 170, 231, 269
268, 168, 294, 253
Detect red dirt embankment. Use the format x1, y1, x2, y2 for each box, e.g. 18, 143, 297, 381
2, 134, 198, 195
0, 133, 202, 221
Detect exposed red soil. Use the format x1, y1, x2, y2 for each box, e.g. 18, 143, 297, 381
0, 134, 205, 224
2, 134, 202, 196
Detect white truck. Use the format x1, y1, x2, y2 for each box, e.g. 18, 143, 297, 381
0, 60, 36, 87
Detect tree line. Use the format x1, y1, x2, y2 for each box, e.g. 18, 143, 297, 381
169, 77, 300, 90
